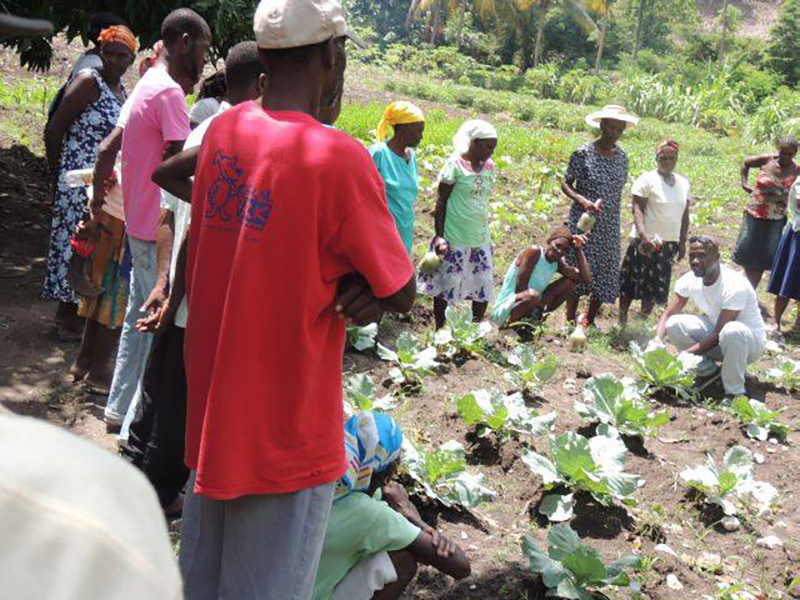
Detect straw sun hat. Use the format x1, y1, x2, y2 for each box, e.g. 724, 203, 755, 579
584, 104, 640, 129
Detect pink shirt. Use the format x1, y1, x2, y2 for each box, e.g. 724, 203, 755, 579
120, 67, 190, 241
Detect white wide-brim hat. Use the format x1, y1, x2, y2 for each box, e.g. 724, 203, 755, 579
585, 105, 640, 129
254, 0, 365, 50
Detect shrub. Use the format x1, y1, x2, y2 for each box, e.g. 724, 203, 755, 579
522, 62, 560, 99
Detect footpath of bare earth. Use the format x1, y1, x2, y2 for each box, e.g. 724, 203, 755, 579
0, 40, 798, 599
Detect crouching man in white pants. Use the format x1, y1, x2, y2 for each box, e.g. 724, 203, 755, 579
656, 235, 766, 397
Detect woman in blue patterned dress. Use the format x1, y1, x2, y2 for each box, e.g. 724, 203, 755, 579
561, 105, 639, 328
43, 25, 135, 341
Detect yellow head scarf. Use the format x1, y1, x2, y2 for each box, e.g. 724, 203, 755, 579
376, 101, 425, 142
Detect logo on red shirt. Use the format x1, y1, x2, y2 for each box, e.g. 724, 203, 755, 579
205, 150, 274, 232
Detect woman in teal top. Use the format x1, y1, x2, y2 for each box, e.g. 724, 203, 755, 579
369, 101, 425, 255
491, 226, 592, 327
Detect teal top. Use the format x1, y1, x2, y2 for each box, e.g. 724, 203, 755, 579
370, 142, 419, 255
311, 491, 421, 600
439, 155, 495, 248
490, 246, 559, 326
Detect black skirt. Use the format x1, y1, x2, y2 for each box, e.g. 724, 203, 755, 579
732, 213, 787, 272
619, 238, 679, 305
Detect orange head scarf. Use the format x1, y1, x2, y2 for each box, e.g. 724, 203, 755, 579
98, 25, 137, 54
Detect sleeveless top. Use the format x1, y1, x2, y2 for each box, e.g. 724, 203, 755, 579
490, 246, 559, 326
745, 162, 798, 221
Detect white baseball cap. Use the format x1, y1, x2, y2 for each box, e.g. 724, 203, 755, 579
254, 0, 365, 50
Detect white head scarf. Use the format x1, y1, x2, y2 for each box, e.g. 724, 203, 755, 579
453, 119, 497, 157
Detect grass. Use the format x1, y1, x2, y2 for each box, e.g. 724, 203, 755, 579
0, 78, 59, 152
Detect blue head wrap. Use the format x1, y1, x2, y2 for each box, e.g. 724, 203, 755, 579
334, 412, 403, 501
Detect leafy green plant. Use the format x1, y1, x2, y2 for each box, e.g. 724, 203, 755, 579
681, 446, 779, 517
522, 431, 640, 511
434, 305, 492, 358
346, 323, 378, 351
764, 356, 800, 392
377, 332, 439, 390
504, 345, 557, 393
343, 373, 396, 417
522, 524, 640, 600
457, 389, 556, 440
402, 439, 495, 508
575, 374, 669, 439
728, 396, 789, 442
629, 341, 702, 400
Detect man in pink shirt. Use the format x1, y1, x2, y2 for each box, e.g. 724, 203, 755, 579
104, 8, 211, 434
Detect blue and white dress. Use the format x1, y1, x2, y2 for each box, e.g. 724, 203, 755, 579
42, 69, 125, 303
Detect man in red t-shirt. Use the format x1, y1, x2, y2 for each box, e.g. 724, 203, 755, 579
178, 1, 416, 598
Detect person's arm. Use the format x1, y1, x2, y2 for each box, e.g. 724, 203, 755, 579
741, 154, 772, 194
92, 126, 123, 216
140, 209, 175, 316
632, 194, 655, 251
514, 246, 538, 294
407, 531, 471, 579
686, 309, 740, 355
555, 235, 590, 283
678, 196, 690, 261
335, 273, 415, 324
562, 151, 598, 215
44, 72, 98, 176
656, 294, 689, 339
433, 182, 454, 256
152, 145, 199, 203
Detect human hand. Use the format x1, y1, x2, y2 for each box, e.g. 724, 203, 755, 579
335, 273, 382, 325
572, 234, 588, 249
638, 234, 655, 255
429, 531, 458, 558
136, 294, 178, 333
580, 197, 600, 215
432, 236, 449, 258
741, 183, 754, 195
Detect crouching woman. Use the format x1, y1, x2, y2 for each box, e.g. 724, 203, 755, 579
490, 226, 591, 327
312, 412, 470, 600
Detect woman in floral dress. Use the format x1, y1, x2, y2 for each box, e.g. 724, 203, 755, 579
43, 26, 135, 347
561, 105, 639, 327
418, 119, 498, 329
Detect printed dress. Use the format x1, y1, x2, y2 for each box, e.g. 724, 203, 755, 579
565, 142, 628, 303
418, 155, 496, 303
42, 69, 125, 303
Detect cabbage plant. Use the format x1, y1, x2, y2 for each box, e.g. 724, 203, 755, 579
343, 373, 396, 417
346, 323, 378, 351
434, 305, 492, 358
522, 431, 639, 511
728, 396, 789, 442
764, 356, 800, 392
575, 374, 669, 439
629, 341, 702, 400
402, 439, 495, 508
504, 345, 557, 393
457, 388, 556, 440
522, 524, 640, 600
377, 332, 439, 389
681, 445, 779, 517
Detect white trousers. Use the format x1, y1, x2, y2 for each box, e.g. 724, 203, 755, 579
666, 315, 764, 396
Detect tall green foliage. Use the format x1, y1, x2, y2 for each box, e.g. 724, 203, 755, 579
2, 0, 257, 71
768, 0, 800, 86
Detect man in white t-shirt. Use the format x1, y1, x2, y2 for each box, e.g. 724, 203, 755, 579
656, 235, 766, 397
120, 41, 266, 517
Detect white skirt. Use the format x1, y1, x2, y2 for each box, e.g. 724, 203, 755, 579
418, 242, 495, 303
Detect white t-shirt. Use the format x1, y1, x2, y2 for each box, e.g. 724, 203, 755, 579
160, 101, 231, 328
0, 408, 182, 599
630, 170, 690, 242
674, 265, 766, 341
787, 178, 800, 233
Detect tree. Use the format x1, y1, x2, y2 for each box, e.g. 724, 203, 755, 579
533, 0, 551, 66
1, 0, 257, 71
632, 0, 645, 59
717, 0, 731, 64
767, 0, 800, 85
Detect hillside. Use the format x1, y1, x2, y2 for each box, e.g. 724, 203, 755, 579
697, 0, 783, 37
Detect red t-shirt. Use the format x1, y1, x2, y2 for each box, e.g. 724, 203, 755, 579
184, 102, 414, 500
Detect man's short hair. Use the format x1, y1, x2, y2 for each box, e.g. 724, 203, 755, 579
88, 12, 126, 45
161, 8, 211, 46
689, 235, 719, 253
225, 41, 265, 91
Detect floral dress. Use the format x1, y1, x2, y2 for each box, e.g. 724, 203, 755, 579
565, 142, 629, 304
42, 69, 125, 303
